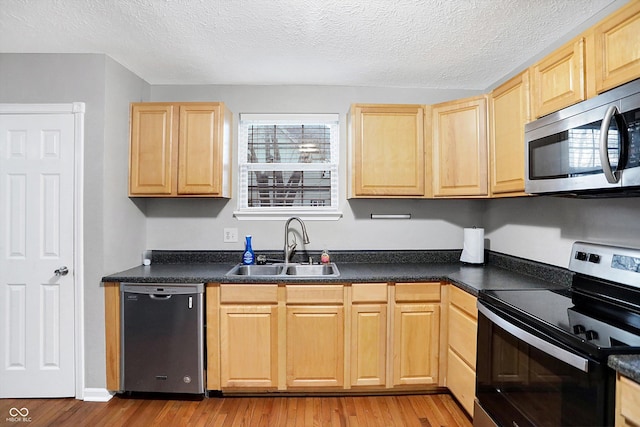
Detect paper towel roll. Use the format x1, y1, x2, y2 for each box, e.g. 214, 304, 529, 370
460, 227, 485, 264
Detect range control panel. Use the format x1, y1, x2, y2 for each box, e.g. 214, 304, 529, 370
570, 242, 640, 288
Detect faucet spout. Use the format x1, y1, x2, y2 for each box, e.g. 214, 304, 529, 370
284, 216, 310, 264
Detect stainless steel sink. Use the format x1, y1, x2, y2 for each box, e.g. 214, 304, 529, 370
284, 264, 338, 276
225, 263, 339, 277
226, 264, 284, 276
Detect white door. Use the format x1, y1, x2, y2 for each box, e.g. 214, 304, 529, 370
0, 112, 76, 397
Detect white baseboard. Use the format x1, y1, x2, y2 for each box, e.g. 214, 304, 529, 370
82, 388, 113, 402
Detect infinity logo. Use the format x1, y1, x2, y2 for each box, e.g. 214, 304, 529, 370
9, 407, 29, 417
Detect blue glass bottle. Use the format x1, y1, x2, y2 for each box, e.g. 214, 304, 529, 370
242, 235, 255, 265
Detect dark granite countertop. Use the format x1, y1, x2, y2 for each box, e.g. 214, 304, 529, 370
609, 354, 640, 383
102, 249, 572, 297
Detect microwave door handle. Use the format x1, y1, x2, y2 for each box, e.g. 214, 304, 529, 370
599, 105, 621, 184
478, 303, 590, 373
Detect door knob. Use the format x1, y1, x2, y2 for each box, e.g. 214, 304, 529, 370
54, 266, 69, 276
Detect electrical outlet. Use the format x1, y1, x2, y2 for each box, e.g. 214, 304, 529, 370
223, 227, 238, 243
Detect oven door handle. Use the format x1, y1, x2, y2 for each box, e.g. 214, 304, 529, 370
478, 302, 590, 373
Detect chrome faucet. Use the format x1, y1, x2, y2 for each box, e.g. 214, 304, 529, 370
284, 216, 310, 264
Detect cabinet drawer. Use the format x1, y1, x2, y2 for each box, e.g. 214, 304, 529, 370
220, 285, 278, 304
448, 304, 478, 369
450, 285, 477, 319
286, 285, 344, 304
395, 282, 440, 302
619, 374, 640, 424
447, 348, 476, 416
352, 283, 388, 303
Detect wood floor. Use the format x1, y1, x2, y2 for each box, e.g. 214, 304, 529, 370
1, 393, 472, 427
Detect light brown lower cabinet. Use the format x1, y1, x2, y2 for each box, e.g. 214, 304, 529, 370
286, 305, 345, 388
218, 284, 279, 389
104, 282, 121, 391
350, 283, 388, 387
285, 284, 345, 389
106, 281, 486, 399
445, 285, 478, 416
393, 303, 440, 385
219, 305, 278, 388
447, 349, 476, 414
616, 373, 640, 427
392, 282, 442, 386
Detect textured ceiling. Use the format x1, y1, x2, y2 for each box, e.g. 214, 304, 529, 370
0, 0, 619, 89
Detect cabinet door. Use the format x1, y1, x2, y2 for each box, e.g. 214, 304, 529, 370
350, 104, 426, 197
129, 103, 176, 195
490, 71, 530, 196
432, 96, 488, 197
350, 304, 386, 387
392, 303, 440, 385
220, 305, 278, 388
286, 305, 344, 388
531, 37, 586, 118
617, 374, 640, 427
178, 104, 222, 195
594, 1, 640, 93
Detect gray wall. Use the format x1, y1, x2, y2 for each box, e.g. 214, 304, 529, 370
93, 57, 149, 386
145, 84, 486, 254
484, 196, 640, 267
0, 53, 149, 389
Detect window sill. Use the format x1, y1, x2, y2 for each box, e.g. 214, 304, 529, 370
233, 210, 343, 221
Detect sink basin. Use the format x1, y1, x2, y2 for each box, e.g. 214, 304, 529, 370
225, 263, 340, 277
226, 264, 284, 276
285, 264, 339, 276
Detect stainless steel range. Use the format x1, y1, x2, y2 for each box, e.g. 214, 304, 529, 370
475, 242, 640, 427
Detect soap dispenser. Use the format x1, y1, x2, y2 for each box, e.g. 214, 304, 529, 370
242, 235, 255, 265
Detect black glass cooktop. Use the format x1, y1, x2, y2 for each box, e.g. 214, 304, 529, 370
482, 287, 640, 354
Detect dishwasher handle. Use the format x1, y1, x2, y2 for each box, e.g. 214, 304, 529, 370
150, 294, 172, 300
121, 283, 205, 296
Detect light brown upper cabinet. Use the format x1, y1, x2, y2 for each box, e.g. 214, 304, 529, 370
530, 36, 586, 119
432, 96, 489, 197
348, 104, 429, 198
129, 102, 232, 197
489, 71, 530, 196
593, 1, 640, 94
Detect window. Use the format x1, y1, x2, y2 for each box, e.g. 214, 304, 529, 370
235, 114, 341, 220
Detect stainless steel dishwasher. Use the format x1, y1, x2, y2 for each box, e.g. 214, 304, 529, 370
121, 283, 204, 394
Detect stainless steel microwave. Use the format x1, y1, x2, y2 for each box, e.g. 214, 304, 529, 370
525, 78, 640, 197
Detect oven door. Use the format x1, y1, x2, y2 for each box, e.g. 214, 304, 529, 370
475, 302, 614, 427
